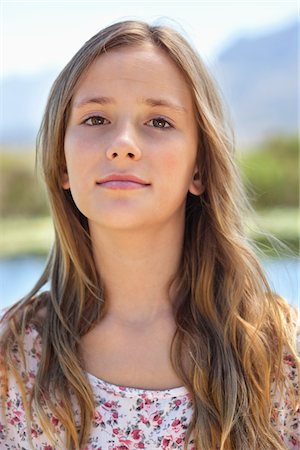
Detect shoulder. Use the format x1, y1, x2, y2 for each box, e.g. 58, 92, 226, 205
0, 300, 51, 424
0, 318, 42, 383
0, 318, 43, 446
18, 322, 43, 373
271, 306, 300, 449
0, 303, 44, 389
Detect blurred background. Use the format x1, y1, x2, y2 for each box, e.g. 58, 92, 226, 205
0, 1, 298, 308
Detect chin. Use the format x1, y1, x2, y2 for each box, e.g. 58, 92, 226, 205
88, 212, 150, 231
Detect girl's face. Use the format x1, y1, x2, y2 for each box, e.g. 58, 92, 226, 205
63, 44, 202, 232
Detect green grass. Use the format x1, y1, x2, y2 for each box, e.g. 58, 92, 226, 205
1, 216, 54, 257
246, 208, 299, 256
247, 208, 298, 238
0, 208, 298, 258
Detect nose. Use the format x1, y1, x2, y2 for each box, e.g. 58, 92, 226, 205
106, 123, 142, 161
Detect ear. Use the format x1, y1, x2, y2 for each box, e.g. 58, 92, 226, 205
188, 168, 205, 196
62, 170, 70, 190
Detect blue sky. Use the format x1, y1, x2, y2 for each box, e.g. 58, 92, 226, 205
1, 0, 298, 78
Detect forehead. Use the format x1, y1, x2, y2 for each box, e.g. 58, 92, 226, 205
72, 44, 193, 108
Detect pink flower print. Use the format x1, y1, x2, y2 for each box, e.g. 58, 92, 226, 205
175, 399, 182, 407
143, 399, 154, 414
44, 446, 53, 450
283, 355, 296, 368
289, 436, 299, 446
131, 429, 142, 440
10, 409, 22, 425
162, 437, 171, 448
137, 443, 145, 448
29, 370, 36, 379
94, 410, 103, 424
171, 418, 182, 433
288, 371, 296, 381
112, 411, 118, 420
118, 437, 133, 447
13, 410, 22, 419
153, 414, 163, 425
113, 428, 119, 435
51, 416, 59, 427
119, 438, 132, 444
176, 437, 183, 444
31, 428, 38, 438
139, 414, 150, 426
172, 419, 181, 427
104, 401, 113, 408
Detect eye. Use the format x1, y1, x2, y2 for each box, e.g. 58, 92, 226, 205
147, 118, 172, 129
83, 115, 110, 126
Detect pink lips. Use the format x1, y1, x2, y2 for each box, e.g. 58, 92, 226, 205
96, 174, 150, 190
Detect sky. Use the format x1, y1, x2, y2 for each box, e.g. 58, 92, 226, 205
0, 0, 298, 79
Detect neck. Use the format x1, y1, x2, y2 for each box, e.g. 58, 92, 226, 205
89, 221, 184, 326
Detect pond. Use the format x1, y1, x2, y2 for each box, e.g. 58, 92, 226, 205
0, 256, 298, 309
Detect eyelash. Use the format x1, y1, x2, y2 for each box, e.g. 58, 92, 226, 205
83, 116, 109, 126
82, 115, 173, 129
147, 118, 172, 129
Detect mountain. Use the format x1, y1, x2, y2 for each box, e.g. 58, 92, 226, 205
212, 21, 298, 146
0, 20, 298, 149
0, 69, 59, 148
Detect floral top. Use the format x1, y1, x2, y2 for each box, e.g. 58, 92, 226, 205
0, 323, 299, 450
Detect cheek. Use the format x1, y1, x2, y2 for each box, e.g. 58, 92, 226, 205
158, 140, 197, 180
160, 152, 180, 173
64, 130, 99, 178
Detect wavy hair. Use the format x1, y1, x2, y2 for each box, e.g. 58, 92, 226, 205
1, 20, 298, 450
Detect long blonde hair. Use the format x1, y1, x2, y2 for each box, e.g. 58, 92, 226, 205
1, 20, 298, 450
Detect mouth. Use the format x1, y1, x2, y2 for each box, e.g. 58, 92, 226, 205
96, 174, 150, 190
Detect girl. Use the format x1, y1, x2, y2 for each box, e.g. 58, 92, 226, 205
0, 20, 299, 450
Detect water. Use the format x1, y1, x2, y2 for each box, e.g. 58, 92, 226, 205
0, 257, 48, 308
0, 256, 299, 310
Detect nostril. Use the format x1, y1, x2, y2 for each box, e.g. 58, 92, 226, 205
112, 152, 118, 158
128, 153, 135, 158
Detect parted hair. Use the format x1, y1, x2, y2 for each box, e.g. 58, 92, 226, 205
0, 20, 298, 450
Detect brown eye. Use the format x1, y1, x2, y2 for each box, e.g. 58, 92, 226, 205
84, 116, 109, 126
148, 118, 171, 129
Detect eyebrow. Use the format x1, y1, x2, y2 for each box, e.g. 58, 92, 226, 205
73, 96, 115, 108
142, 98, 187, 113
73, 96, 187, 113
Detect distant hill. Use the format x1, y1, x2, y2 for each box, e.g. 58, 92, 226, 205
0, 20, 297, 149
1, 69, 58, 148
213, 21, 298, 147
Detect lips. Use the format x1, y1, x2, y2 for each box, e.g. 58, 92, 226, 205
96, 173, 150, 190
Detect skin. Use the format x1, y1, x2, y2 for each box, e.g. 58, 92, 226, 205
63, 44, 202, 388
